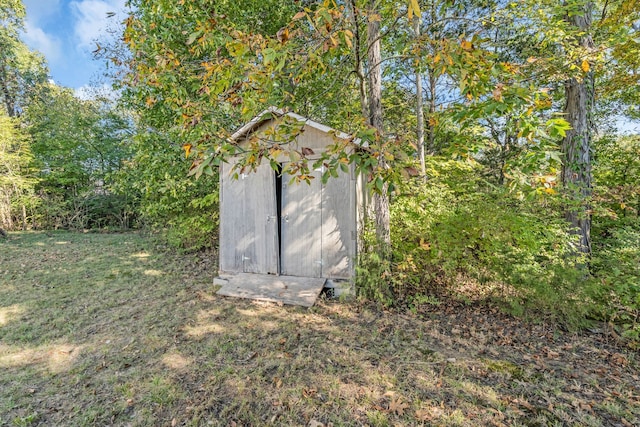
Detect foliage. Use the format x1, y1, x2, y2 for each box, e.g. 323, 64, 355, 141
116, 0, 640, 331
112, 130, 218, 251
25, 84, 134, 229
0, 0, 48, 117
356, 226, 395, 307
0, 112, 38, 229
385, 158, 599, 325
590, 134, 640, 340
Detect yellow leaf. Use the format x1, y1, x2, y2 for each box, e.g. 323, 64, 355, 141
344, 30, 353, 49
581, 60, 590, 73
183, 143, 192, 158
433, 53, 441, 63
461, 40, 472, 51
408, 0, 421, 21
277, 27, 290, 43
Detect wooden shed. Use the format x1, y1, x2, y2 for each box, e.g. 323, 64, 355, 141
214, 108, 365, 306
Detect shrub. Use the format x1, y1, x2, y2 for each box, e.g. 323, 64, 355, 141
387, 158, 597, 325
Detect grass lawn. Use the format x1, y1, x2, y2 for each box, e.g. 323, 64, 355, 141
0, 231, 638, 426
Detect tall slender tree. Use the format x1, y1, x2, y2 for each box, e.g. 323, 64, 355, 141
561, 1, 594, 256
365, 0, 391, 247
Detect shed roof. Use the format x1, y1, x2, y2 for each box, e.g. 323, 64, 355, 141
231, 107, 355, 142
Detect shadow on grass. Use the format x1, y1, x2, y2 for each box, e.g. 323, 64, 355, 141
0, 231, 638, 426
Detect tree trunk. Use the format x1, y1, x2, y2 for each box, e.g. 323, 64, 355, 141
413, 16, 426, 176
366, 2, 390, 247
347, 0, 369, 119
0, 61, 16, 117
427, 68, 436, 154
22, 204, 27, 230
562, 2, 594, 256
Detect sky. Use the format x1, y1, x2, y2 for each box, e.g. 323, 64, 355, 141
21, 0, 128, 94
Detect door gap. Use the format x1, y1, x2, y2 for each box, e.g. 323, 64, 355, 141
275, 163, 283, 275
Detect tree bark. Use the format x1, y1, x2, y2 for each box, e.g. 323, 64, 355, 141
562, 2, 594, 256
413, 16, 426, 176
0, 61, 16, 117
366, 1, 391, 247
347, 0, 369, 119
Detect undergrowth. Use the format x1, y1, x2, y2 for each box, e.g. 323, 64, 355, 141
357, 158, 639, 344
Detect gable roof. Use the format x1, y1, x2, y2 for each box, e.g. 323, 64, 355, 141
231, 107, 355, 142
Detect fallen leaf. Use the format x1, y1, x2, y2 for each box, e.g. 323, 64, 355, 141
273, 376, 283, 389
389, 397, 409, 415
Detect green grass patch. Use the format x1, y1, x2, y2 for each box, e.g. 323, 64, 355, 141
0, 231, 638, 426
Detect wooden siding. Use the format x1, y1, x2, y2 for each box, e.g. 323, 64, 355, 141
220, 111, 366, 281
280, 168, 322, 277
321, 164, 356, 278
219, 161, 279, 274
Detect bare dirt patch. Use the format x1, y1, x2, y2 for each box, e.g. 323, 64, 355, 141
0, 231, 638, 426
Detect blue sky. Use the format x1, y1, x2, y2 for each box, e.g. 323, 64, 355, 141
21, 0, 127, 93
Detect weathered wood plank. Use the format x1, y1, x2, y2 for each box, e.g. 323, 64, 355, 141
214, 273, 326, 307
322, 165, 355, 278
243, 162, 279, 274
280, 168, 322, 277
219, 161, 244, 272
219, 161, 279, 274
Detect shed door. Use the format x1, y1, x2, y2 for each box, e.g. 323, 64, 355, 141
280, 169, 322, 277
219, 161, 279, 274
321, 166, 355, 278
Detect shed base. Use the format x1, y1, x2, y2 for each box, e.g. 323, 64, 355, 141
214, 273, 327, 307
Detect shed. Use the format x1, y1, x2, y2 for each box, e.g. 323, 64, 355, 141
214, 108, 365, 306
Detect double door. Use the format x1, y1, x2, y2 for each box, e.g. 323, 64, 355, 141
219, 161, 354, 278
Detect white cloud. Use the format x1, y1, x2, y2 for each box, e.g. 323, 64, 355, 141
22, 21, 63, 64
70, 0, 127, 50
23, 0, 61, 25
74, 83, 120, 101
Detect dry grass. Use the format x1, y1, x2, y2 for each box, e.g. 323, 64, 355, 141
0, 231, 638, 426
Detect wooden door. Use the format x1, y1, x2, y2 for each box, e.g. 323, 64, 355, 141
219, 161, 279, 274
280, 169, 322, 277
321, 166, 355, 278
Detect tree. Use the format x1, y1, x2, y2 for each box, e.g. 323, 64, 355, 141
0, 0, 47, 117
365, 0, 391, 247
26, 84, 133, 229
0, 111, 36, 230
561, 1, 594, 256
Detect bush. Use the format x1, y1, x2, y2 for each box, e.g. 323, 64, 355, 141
388, 158, 597, 325
590, 221, 640, 341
